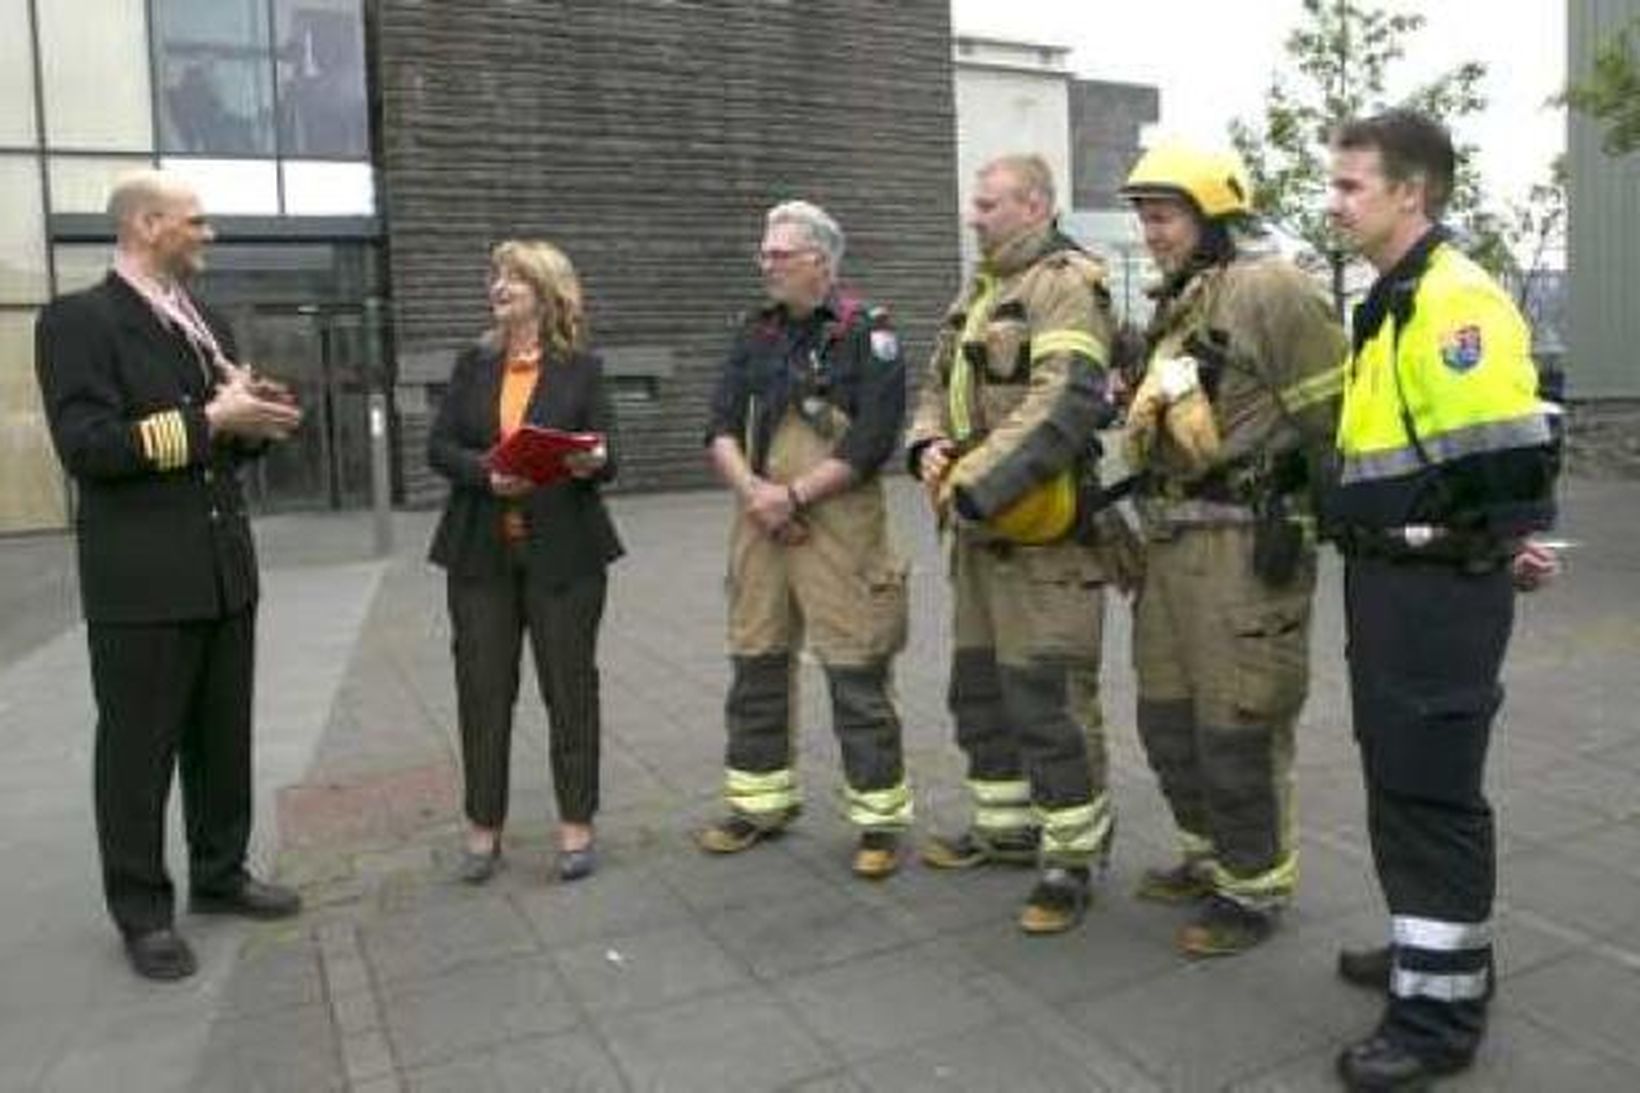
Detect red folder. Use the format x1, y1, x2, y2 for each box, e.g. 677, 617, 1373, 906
486, 426, 602, 485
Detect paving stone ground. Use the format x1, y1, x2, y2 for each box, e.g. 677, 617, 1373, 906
3, 476, 1638, 1092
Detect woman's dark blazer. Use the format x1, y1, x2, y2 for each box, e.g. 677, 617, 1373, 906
427, 343, 624, 583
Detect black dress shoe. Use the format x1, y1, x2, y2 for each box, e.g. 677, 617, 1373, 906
557, 844, 596, 882
1336, 1033, 1470, 1091
1339, 944, 1393, 990
190, 877, 302, 920
456, 845, 502, 885
123, 928, 198, 981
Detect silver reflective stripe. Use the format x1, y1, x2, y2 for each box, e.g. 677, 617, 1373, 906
1392, 915, 1492, 951
1341, 413, 1553, 484
1150, 499, 1255, 526
1392, 967, 1490, 1002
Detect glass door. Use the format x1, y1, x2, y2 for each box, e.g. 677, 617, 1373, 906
235, 306, 378, 513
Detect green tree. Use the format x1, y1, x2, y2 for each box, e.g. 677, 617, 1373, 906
1230, 0, 1512, 312
1507, 155, 1568, 314
1562, 17, 1640, 156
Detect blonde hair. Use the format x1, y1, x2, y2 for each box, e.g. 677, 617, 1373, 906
488, 240, 587, 357
981, 154, 1057, 211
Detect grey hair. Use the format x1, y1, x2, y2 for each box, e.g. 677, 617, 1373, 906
765, 199, 845, 272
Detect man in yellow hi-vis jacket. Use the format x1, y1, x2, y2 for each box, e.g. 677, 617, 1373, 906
1118, 142, 1348, 957
907, 154, 1117, 934
1325, 110, 1560, 1091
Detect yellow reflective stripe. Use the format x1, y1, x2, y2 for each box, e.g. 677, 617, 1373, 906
968, 776, 1031, 833
1210, 851, 1298, 909
845, 780, 913, 828
1177, 829, 1215, 861
725, 767, 800, 816
1280, 364, 1344, 411
1037, 794, 1113, 858
949, 274, 997, 442
974, 804, 1034, 833
1029, 329, 1107, 365
966, 777, 1029, 806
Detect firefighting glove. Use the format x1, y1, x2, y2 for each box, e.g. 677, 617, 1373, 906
1122, 367, 1169, 469
1154, 356, 1222, 472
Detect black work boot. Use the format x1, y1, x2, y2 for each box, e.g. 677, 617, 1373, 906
1336, 1032, 1472, 1091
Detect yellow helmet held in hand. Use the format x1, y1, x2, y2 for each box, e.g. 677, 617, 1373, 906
1120, 142, 1253, 219
988, 468, 1078, 545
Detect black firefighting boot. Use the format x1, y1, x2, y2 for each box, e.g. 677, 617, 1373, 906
1176, 894, 1276, 957
1336, 1031, 1473, 1091
1018, 865, 1091, 935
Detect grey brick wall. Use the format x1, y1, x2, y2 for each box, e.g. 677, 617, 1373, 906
376, 0, 960, 502
1068, 79, 1159, 210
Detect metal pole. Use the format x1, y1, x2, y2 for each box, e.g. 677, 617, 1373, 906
364, 298, 392, 556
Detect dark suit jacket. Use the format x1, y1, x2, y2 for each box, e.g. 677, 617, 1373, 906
35, 273, 261, 624
427, 343, 624, 582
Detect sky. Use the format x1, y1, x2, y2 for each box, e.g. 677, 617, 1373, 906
950, 0, 1567, 212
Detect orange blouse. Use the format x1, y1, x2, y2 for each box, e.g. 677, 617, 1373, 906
498, 350, 541, 542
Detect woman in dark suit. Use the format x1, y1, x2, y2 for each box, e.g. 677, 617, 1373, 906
428, 240, 623, 884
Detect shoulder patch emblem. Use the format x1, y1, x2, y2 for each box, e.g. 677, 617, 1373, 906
1440, 325, 1484, 372
870, 328, 899, 361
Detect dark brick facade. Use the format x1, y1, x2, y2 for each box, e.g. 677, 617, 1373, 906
376, 0, 960, 502
1068, 79, 1159, 210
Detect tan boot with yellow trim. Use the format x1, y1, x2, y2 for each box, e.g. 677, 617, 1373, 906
695, 808, 798, 855
851, 830, 901, 880
1018, 866, 1091, 935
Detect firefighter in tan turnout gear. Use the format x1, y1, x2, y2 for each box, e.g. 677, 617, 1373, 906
908, 154, 1118, 934
1119, 143, 1347, 955
698, 200, 912, 879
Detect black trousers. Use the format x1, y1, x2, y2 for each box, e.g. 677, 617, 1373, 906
448, 558, 606, 829
87, 610, 255, 936
1345, 556, 1513, 1063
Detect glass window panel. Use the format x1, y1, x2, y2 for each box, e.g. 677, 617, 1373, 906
48, 155, 155, 214
0, 309, 69, 532
0, 156, 48, 304
158, 156, 279, 215
275, 0, 369, 159
38, 0, 153, 151
152, 0, 276, 156
0, 0, 37, 146
53, 244, 114, 296
281, 160, 374, 216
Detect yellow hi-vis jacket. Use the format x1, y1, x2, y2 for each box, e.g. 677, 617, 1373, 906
1333, 236, 1556, 533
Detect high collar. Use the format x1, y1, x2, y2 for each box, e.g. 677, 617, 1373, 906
762, 288, 840, 323
979, 222, 1063, 278
1352, 225, 1448, 353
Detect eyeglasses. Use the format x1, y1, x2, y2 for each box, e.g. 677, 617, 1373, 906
757, 247, 817, 265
